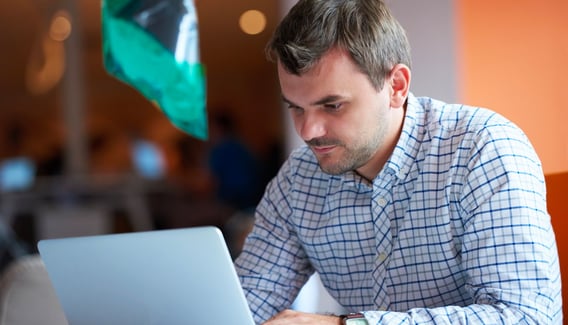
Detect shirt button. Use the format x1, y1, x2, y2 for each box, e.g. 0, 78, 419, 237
377, 197, 387, 206
379, 306, 387, 311
378, 252, 387, 263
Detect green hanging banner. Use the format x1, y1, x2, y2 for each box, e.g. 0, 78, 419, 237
101, 0, 207, 140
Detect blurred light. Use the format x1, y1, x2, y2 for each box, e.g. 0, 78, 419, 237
26, 9, 70, 95
0, 157, 36, 192
131, 140, 166, 180
239, 10, 266, 35
50, 10, 72, 41
26, 37, 66, 95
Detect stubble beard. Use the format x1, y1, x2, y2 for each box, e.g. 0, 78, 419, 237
313, 138, 379, 176
308, 104, 389, 176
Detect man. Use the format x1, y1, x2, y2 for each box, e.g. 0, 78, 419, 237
234, 0, 562, 324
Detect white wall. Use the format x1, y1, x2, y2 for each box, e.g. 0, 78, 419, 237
387, 0, 458, 103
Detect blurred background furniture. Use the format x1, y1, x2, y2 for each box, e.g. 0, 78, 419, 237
545, 171, 567, 320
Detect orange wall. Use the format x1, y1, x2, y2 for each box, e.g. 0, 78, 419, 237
457, 0, 568, 174
458, 1, 568, 316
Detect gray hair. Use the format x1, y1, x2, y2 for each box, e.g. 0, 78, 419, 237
267, 0, 411, 90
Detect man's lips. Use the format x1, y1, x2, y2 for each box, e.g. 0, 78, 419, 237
306, 138, 340, 155
311, 145, 336, 155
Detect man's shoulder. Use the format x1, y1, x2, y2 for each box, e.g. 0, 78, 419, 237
273, 146, 337, 191
285, 145, 323, 177
412, 96, 515, 135
288, 145, 316, 161
264, 146, 332, 206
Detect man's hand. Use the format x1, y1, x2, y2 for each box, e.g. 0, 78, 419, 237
263, 309, 341, 325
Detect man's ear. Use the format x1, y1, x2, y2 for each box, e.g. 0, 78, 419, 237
388, 64, 411, 108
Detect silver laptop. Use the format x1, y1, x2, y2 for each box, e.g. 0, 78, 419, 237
37, 226, 255, 325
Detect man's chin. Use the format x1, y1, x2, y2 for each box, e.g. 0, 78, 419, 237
312, 149, 350, 175
317, 161, 348, 176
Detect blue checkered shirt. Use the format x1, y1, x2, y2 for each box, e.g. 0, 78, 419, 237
235, 94, 562, 324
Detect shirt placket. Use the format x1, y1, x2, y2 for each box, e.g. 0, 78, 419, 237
370, 175, 394, 310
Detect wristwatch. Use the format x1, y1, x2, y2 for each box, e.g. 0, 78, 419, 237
340, 313, 368, 325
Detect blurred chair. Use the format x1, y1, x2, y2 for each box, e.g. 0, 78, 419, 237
0, 254, 67, 325
224, 210, 255, 260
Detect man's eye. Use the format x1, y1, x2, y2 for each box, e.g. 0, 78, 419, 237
324, 103, 342, 110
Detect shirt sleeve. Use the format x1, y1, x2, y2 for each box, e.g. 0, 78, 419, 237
234, 158, 314, 324
361, 122, 562, 324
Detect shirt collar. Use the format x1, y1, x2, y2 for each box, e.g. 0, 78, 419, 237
379, 92, 424, 183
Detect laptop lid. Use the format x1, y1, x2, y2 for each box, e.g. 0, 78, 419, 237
37, 226, 255, 325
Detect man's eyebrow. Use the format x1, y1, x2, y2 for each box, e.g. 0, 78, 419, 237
311, 95, 344, 106
281, 95, 296, 106
281, 94, 345, 107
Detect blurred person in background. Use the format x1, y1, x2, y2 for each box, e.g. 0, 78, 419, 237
207, 111, 264, 212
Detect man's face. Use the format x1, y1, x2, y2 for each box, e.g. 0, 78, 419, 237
278, 48, 401, 180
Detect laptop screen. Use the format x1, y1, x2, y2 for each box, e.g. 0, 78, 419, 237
37, 226, 255, 325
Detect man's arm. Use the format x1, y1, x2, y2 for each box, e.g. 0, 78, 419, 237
347, 123, 561, 324
262, 310, 342, 325
235, 157, 315, 324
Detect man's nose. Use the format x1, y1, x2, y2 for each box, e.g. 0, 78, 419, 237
297, 112, 326, 142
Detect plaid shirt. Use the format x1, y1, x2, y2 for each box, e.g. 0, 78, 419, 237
235, 94, 562, 324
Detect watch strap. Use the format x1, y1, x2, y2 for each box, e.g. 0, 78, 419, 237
340, 312, 367, 324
